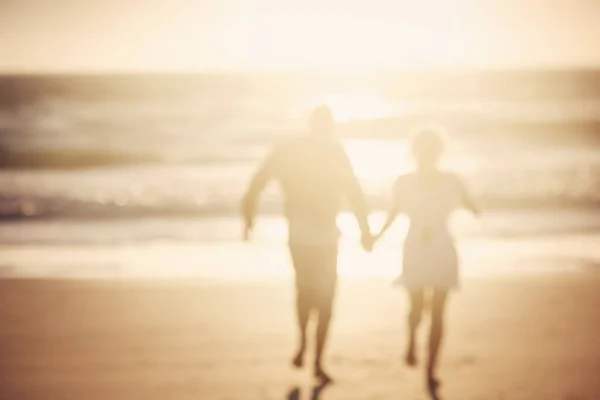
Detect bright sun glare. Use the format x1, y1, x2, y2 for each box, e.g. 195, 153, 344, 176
292, 91, 393, 122
326, 92, 393, 122
228, 7, 475, 70
289, 91, 405, 180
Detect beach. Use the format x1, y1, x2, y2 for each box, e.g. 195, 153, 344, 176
1, 272, 599, 400
1, 71, 600, 399
1, 213, 600, 400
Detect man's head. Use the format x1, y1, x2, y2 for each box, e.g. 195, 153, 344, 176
309, 106, 335, 137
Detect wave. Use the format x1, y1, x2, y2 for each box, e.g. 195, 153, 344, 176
2, 191, 599, 222
3, 118, 600, 169
0, 148, 162, 169
0, 148, 265, 169
1, 206, 600, 248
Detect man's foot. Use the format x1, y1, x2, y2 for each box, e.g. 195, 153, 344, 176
405, 347, 417, 367
292, 349, 305, 368
314, 366, 334, 384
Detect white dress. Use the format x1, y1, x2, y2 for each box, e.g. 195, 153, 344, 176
395, 173, 464, 291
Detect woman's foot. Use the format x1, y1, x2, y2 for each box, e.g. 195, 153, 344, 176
291, 348, 305, 368
426, 370, 442, 393
314, 365, 334, 384
427, 376, 441, 391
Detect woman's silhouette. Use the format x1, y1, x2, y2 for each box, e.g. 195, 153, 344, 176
375, 126, 480, 391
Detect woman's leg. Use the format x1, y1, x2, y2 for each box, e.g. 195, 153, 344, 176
406, 289, 425, 366
427, 288, 449, 384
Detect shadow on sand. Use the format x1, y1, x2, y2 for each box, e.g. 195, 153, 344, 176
287, 380, 331, 400
287, 379, 444, 400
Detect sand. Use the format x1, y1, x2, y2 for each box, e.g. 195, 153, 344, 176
1, 273, 599, 400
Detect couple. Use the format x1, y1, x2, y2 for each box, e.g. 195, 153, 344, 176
242, 106, 479, 390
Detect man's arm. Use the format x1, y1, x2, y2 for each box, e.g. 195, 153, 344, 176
241, 147, 279, 237
336, 147, 371, 241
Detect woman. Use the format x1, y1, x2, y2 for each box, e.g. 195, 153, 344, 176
375, 126, 480, 391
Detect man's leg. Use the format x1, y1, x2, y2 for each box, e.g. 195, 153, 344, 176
291, 247, 311, 368
406, 289, 425, 366
292, 288, 311, 368
314, 305, 333, 380
313, 246, 338, 382
427, 288, 449, 387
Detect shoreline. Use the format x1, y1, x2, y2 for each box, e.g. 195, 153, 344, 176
2, 229, 600, 280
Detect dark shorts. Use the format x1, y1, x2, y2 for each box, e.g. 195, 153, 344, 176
289, 244, 339, 313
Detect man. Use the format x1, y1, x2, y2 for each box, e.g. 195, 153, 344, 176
242, 106, 373, 383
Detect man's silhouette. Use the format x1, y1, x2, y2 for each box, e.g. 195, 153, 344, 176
242, 106, 372, 382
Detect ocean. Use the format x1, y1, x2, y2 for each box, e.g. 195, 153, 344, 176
1, 70, 599, 279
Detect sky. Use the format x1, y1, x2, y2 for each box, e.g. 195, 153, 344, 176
0, 0, 599, 72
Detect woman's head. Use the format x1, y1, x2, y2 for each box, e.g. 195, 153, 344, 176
410, 125, 447, 169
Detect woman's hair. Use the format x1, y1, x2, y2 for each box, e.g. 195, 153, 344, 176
410, 125, 447, 158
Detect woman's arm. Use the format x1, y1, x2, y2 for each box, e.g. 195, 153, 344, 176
463, 192, 481, 216
375, 178, 403, 241
376, 206, 399, 241
456, 175, 481, 216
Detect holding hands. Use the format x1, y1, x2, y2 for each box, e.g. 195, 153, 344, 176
243, 218, 254, 241
361, 232, 375, 252
361, 229, 386, 252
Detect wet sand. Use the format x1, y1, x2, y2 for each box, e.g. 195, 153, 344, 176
1, 273, 599, 400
